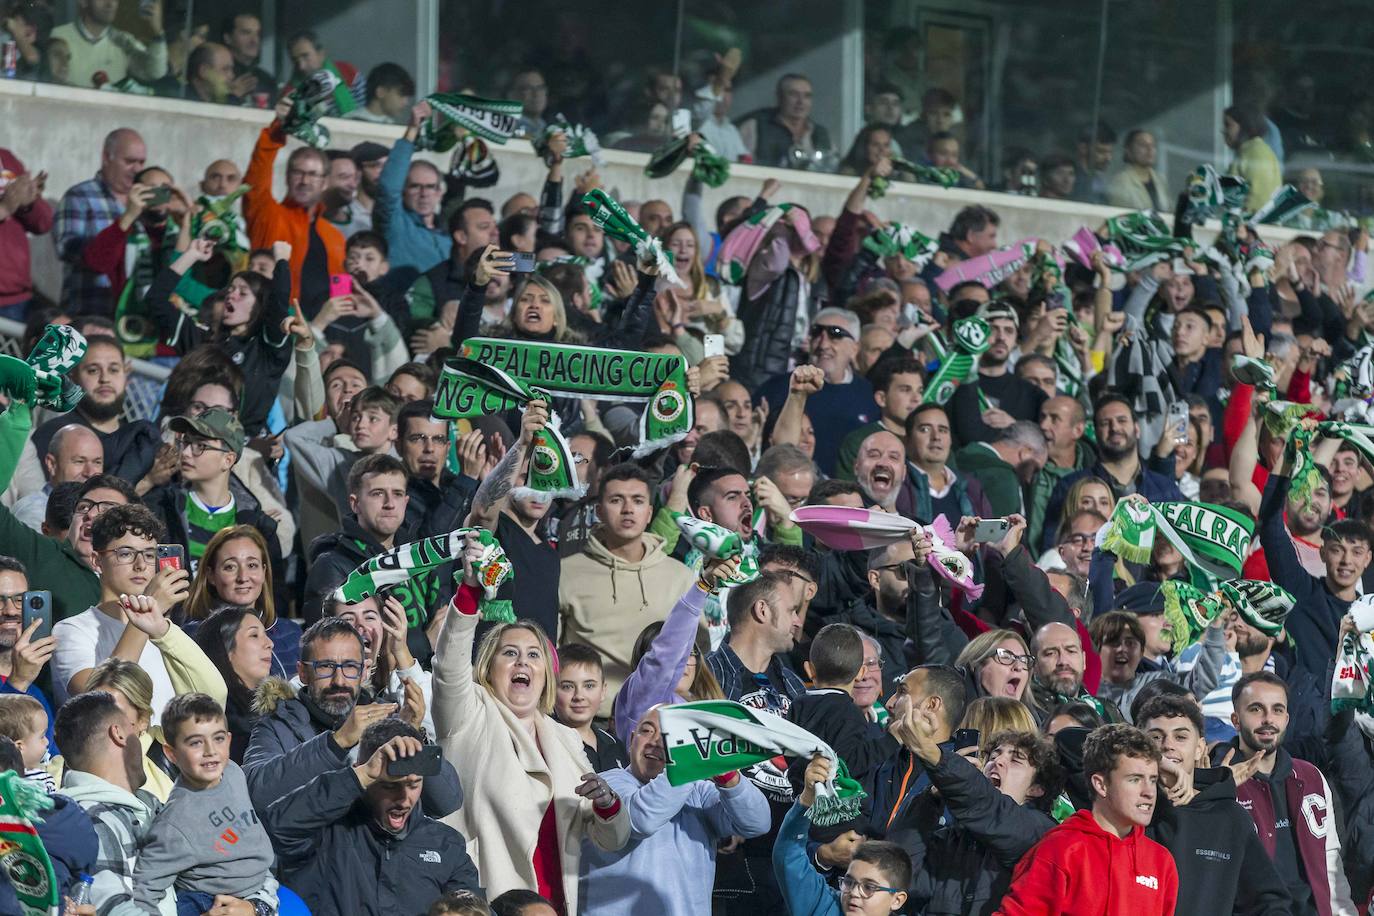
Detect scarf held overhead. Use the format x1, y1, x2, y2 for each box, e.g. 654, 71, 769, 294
332, 527, 514, 622
658, 700, 866, 826
434, 338, 693, 458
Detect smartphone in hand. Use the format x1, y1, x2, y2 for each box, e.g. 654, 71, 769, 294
21, 592, 50, 642
972, 518, 1011, 543
329, 273, 354, 299
156, 544, 185, 572
703, 334, 726, 359
386, 744, 443, 778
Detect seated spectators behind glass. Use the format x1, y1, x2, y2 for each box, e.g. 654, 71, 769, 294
50, 0, 167, 90
606, 101, 672, 154
737, 73, 835, 171
926, 132, 983, 190
1038, 154, 1077, 200
347, 62, 415, 125
220, 12, 273, 104
2, 2, 51, 81
180, 41, 239, 105
998, 147, 1039, 195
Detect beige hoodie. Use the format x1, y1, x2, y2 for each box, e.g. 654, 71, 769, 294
558, 529, 697, 716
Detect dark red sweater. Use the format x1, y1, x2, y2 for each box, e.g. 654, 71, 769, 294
0, 148, 55, 306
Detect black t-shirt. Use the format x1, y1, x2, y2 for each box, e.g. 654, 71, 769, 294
949, 371, 1048, 447
300, 223, 330, 316
473, 513, 560, 651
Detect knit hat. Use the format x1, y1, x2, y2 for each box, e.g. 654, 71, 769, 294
1109, 582, 1166, 616
1219, 579, 1295, 638
976, 300, 1019, 329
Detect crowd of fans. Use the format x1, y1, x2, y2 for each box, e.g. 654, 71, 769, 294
5, 3, 1374, 916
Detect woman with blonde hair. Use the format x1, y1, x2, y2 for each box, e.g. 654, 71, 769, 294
955, 628, 1035, 705
434, 534, 628, 915
182, 524, 302, 676
613, 558, 736, 743
1039, 475, 1115, 555
958, 695, 1039, 740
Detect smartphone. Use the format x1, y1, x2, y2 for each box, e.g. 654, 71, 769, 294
703, 334, 726, 359
511, 251, 536, 273
21, 592, 50, 642
156, 544, 185, 572
146, 186, 172, 207
386, 744, 443, 778
328, 273, 353, 299
1166, 401, 1189, 442
972, 518, 1011, 544
952, 728, 980, 752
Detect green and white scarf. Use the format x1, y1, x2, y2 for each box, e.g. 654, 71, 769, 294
861, 223, 938, 268
1103, 212, 1196, 272
333, 527, 515, 623
0, 324, 86, 412
1219, 579, 1294, 638
534, 118, 604, 168
923, 317, 990, 405
1250, 183, 1315, 227
417, 93, 523, 151
658, 700, 867, 826
581, 189, 683, 286
645, 136, 731, 188
1099, 498, 1252, 580
868, 157, 959, 198
1232, 354, 1277, 396
1159, 580, 1225, 651
676, 516, 745, 561
434, 337, 694, 459
0, 770, 58, 916
1287, 427, 1324, 512
283, 66, 355, 147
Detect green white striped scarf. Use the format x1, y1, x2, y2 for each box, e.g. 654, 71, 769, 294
0, 770, 58, 916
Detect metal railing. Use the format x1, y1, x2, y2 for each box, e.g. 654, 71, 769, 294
0, 316, 172, 424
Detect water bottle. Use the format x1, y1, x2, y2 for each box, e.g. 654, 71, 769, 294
67, 873, 94, 911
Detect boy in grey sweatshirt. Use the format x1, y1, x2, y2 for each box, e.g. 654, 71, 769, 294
131, 693, 277, 916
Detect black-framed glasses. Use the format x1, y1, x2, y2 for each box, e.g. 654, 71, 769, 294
404, 433, 447, 447
990, 647, 1034, 670
176, 436, 232, 457
773, 568, 815, 587
100, 547, 157, 567
838, 876, 901, 899
188, 401, 238, 417
809, 324, 854, 342
74, 499, 120, 517
306, 659, 364, 680
0, 594, 22, 611
1059, 533, 1094, 547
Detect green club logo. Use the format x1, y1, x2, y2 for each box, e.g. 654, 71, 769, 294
1, 850, 49, 897
953, 317, 991, 354
532, 441, 561, 476
652, 387, 687, 424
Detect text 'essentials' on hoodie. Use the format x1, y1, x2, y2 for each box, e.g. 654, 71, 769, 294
994, 809, 1178, 916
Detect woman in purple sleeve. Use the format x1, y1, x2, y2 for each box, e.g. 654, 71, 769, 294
612, 555, 737, 743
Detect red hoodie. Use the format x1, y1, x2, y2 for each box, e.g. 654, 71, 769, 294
995, 809, 1178, 916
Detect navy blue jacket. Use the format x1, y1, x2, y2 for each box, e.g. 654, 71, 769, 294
0, 792, 97, 911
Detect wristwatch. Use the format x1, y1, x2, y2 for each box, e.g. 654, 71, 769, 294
251, 900, 273, 916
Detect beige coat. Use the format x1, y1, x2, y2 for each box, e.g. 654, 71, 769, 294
433, 607, 629, 912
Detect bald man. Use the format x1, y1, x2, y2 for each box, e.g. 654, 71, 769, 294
853, 429, 910, 513
12, 425, 105, 532
55, 128, 147, 314
1030, 621, 1124, 722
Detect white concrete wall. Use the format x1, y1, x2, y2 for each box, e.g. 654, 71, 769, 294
1, 79, 1294, 302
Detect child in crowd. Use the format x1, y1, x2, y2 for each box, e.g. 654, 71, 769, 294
787, 623, 899, 789
0, 694, 54, 792
131, 693, 277, 916
554, 644, 628, 771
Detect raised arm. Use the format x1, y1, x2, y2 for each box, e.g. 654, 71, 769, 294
770, 365, 821, 448
465, 400, 545, 531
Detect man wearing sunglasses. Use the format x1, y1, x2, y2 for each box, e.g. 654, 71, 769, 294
757, 308, 878, 476
243, 616, 462, 817
142, 407, 281, 579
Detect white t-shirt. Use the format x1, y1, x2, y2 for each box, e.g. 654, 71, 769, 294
51, 607, 176, 724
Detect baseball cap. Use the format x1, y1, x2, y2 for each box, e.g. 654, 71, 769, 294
168, 408, 245, 459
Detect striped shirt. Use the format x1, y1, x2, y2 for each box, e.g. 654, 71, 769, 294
185, 491, 237, 573
54, 175, 123, 315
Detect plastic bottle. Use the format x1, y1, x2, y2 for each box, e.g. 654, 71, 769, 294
66, 873, 94, 911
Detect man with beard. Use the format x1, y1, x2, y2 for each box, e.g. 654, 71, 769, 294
1274, 464, 1330, 577
854, 430, 912, 515
263, 721, 482, 914
0, 558, 57, 729
243, 616, 461, 815
1030, 621, 1124, 722
756, 308, 878, 475
323, 150, 371, 239
904, 403, 992, 524
31, 336, 160, 483
1029, 395, 1091, 550
581, 707, 770, 916
1054, 509, 1103, 577
397, 400, 472, 542
948, 302, 1047, 447
1211, 672, 1356, 916
760, 544, 822, 675
1138, 694, 1291, 916
1044, 394, 1183, 551
56, 690, 167, 913
950, 421, 1047, 517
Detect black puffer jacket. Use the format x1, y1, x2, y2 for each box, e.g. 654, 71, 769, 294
731, 265, 801, 391
264, 765, 482, 916
888, 747, 1057, 915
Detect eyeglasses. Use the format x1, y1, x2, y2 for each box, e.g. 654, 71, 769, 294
287, 168, 326, 180
405, 181, 442, 194
188, 401, 238, 417
100, 547, 157, 567
74, 499, 120, 517
990, 647, 1034, 670
838, 876, 901, 899
306, 659, 365, 680
404, 433, 447, 447
1059, 533, 1095, 547
809, 325, 854, 342
772, 568, 815, 587
0, 594, 22, 611
176, 436, 232, 457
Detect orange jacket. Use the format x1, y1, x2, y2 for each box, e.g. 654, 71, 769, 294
243, 124, 345, 303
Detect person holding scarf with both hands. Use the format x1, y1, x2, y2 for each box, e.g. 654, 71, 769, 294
433, 532, 629, 915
